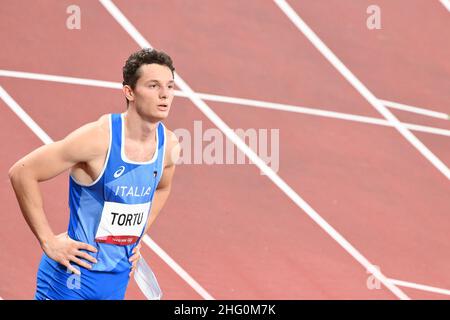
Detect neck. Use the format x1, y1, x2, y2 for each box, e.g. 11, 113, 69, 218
123, 108, 158, 142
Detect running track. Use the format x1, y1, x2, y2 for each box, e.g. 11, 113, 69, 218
0, 0, 449, 300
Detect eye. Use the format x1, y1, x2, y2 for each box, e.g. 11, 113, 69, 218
149, 84, 158, 88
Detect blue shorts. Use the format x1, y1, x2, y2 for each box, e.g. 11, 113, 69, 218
35, 253, 130, 300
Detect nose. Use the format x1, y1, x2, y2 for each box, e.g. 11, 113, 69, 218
159, 87, 168, 99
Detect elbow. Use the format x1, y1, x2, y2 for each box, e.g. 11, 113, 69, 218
8, 162, 25, 184
8, 164, 17, 181
8, 165, 19, 185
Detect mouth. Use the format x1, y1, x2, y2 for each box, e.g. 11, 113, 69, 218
157, 104, 169, 111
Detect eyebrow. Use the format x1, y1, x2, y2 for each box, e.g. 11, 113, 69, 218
145, 79, 175, 85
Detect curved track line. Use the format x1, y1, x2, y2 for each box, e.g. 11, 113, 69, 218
142, 235, 214, 300
390, 278, 450, 296
0, 70, 122, 90
440, 0, 450, 12
0, 86, 52, 144
380, 99, 449, 121
274, 0, 450, 180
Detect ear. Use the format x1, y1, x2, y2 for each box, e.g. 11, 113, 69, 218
123, 85, 134, 103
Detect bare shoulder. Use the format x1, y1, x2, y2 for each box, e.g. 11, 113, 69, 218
9, 114, 112, 182
96, 114, 110, 139
65, 114, 109, 139
90, 114, 110, 151
163, 126, 181, 167
60, 114, 111, 162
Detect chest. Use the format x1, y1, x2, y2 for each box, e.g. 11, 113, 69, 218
123, 138, 157, 163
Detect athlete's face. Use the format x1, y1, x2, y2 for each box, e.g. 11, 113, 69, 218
126, 63, 175, 121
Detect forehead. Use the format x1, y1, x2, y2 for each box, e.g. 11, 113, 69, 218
137, 63, 173, 82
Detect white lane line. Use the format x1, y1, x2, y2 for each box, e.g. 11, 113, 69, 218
380, 99, 449, 121
1, 70, 449, 137
100, 0, 410, 300
404, 123, 450, 137
0, 70, 122, 89
274, 0, 450, 180
0, 86, 52, 144
440, 0, 450, 12
2, 69, 448, 122
390, 278, 450, 296
142, 235, 214, 300
0, 86, 211, 301
192, 92, 450, 137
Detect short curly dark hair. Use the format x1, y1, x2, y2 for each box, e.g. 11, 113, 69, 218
122, 48, 175, 105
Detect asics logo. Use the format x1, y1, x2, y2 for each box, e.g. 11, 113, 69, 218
113, 166, 126, 178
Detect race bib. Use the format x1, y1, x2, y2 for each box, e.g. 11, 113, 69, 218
95, 201, 151, 246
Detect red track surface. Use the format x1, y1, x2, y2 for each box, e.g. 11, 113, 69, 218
1, 1, 449, 300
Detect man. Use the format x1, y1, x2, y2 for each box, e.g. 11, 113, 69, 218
8, 48, 181, 300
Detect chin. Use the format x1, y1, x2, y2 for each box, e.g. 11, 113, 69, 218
138, 109, 168, 122
151, 111, 170, 121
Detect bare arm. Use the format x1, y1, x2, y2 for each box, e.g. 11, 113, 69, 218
8, 116, 108, 273
146, 130, 180, 232
145, 165, 176, 233
129, 160, 178, 275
